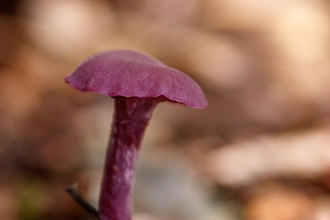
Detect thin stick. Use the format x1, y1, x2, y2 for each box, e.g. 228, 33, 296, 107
65, 184, 99, 218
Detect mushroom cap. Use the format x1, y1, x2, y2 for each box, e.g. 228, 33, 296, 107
65, 50, 208, 109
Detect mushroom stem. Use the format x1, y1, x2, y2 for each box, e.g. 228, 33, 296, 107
98, 96, 160, 220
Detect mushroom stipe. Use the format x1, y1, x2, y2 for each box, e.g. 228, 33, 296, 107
65, 49, 208, 220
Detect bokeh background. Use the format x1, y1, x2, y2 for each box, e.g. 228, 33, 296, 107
1, 0, 330, 219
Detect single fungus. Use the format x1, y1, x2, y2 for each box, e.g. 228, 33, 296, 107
65, 49, 208, 220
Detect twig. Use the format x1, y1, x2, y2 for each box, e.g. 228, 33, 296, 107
65, 183, 99, 218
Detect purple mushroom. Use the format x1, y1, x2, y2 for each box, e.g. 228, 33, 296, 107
65, 50, 208, 220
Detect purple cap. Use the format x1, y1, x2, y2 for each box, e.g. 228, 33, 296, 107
65, 50, 208, 109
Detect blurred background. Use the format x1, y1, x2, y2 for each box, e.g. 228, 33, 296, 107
1, 0, 330, 219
